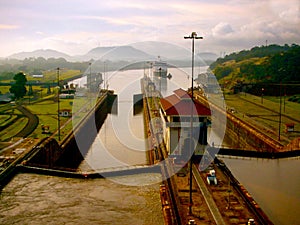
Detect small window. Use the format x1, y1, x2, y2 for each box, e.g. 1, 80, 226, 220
173, 117, 180, 122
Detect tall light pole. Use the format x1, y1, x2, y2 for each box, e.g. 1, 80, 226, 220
88, 62, 93, 107
89, 62, 92, 92
57, 67, 61, 141
103, 61, 107, 90
159, 67, 162, 93
184, 32, 203, 215
278, 83, 282, 141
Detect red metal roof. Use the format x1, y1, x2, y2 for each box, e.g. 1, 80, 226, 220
285, 123, 295, 127
174, 88, 191, 99
160, 89, 211, 116
160, 95, 180, 111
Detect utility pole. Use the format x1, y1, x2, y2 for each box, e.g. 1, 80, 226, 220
89, 62, 92, 92
57, 67, 61, 141
278, 83, 282, 141
103, 61, 106, 90
88, 62, 93, 107
184, 32, 203, 216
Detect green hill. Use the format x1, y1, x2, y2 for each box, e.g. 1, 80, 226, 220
210, 44, 300, 89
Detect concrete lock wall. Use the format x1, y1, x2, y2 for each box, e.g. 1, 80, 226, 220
27, 92, 117, 170
193, 92, 282, 153
57, 92, 117, 169
211, 105, 282, 153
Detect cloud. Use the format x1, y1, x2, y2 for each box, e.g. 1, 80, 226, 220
0, 24, 19, 30
279, 7, 300, 24
0, 0, 300, 57
36, 31, 46, 36
269, 0, 300, 24
212, 22, 234, 36
203, 16, 300, 54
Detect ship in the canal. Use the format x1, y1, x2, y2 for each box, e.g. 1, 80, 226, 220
153, 56, 168, 78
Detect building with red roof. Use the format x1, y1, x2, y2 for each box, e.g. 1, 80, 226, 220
160, 88, 211, 156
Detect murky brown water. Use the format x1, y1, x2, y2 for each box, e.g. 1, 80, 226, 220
0, 173, 163, 225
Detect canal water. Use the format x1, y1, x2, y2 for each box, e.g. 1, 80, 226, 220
221, 157, 300, 225
0, 65, 198, 224
0, 67, 166, 224
79, 66, 197, 177
0, 62, 299, 224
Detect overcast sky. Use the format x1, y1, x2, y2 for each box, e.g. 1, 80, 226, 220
0, 0, 299, 57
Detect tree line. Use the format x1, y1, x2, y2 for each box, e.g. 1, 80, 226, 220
210, 44, 300, 83
0, 57, 149, 82
0, 57, 90, 81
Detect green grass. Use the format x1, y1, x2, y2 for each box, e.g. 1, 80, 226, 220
0, 86, 10, 94
0, 104, 29, 141
0, 89, 94, 143
0, 69, 81, 83
1, 83, 55, 104
41, 69, 81, 82
0, 88, 110, 144
26, 95, 94, 141
0, 69, 81, 97
0, 70, 92, 143
264, 96, 300, 116
0, 115, 17, 127
26, 98, 74, 140
0, 117, 28, 141
224, 93, 300, 144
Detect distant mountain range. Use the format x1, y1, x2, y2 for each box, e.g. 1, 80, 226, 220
7, 42, 218, 63
8, 49, 72, 61
78, 45, 155, 61
130, 41, 218, 61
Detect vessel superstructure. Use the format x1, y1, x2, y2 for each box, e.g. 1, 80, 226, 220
153, 57, 168, 78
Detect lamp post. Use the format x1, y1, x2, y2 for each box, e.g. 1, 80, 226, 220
89, 62, 92, 92
57, 67, 61, 141
159, 67, 162, 93
103, 61, 107, 90
184, 31, 203, 215
278, 83, 282, 141
261, 88, 264, 104
284, 85, 286, 113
